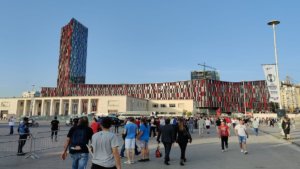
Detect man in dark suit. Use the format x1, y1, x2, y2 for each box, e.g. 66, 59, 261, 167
157, 118, 175, 165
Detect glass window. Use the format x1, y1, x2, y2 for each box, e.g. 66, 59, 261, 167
152, 104, 158, 108
160, 104, 166, 108
169, 104, 176, 108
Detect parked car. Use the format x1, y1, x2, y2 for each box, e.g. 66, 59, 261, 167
98, 116, 124, 126
28, 117, 39, 127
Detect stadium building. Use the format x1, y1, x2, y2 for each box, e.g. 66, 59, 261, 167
0, 18, 269, 118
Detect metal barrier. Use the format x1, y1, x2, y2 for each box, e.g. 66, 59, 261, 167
0, 137, 31, 158
0, 130, 69, 159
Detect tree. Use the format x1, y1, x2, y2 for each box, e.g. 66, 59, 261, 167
186, 112, 192, 117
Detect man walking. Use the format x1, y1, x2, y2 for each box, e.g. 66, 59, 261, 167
61, 116, 93, 169
188, 117, 194, 133
8, 116, 15, 135
124, 117, 138, 164
198, 117, 205, 136
252, 118, 259, 136
235, 119, 249, 154
157, 118, 175, 165
51, 116, 60, 141
17, 117, 30, 156
91, 117, 121, 169
205, 118, 211, 134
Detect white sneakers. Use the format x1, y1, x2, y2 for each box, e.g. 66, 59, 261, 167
240, 149, 248, 154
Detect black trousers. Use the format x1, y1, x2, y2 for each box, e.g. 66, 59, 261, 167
91, 163, 117, 169
221, 136, 228, 150
150, 127, 156, 137
178, 142, 188, 160
51, 130, 58, 139
10, 126, 14, 135
163, 142, 172, 162
284, 129, 290, 138
18, 135, 27, 153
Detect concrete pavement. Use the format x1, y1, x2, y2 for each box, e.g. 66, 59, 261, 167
1, 125, 300, 169
260, 121, 300, 146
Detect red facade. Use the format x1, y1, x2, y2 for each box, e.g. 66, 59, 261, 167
41, 19, 269, 113
41, 79, 269, 112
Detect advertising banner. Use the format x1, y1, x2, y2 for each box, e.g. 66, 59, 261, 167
262, 64, 280, 103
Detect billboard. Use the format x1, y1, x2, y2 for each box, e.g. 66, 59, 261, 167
262, 64, 280, 103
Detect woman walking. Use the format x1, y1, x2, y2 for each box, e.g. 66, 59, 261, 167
218, 120, 230, 152
282, 117, 291, 140
175, 118, 192, 166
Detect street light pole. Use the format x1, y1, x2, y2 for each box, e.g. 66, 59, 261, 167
268, 20, 282, 109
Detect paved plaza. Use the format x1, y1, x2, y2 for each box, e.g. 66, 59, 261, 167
0, 121, 300, 169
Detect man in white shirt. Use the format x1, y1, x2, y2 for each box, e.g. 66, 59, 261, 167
235, 119, 249, 154
8, 116, 15, 135
205, 118, 211, 134
159, 117, 165, 126
198, 117, 205, 136
252, 118, 259, 136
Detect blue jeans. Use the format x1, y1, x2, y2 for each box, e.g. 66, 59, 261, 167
189, 124, 194, 133
253, 128, 258, 136
238, 136, 247, 143
70, 153, 89, 169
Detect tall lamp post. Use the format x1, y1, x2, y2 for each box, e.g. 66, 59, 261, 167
268, 20, 282, 109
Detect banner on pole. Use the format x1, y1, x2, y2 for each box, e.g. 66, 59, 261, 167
262, 64, 280, 103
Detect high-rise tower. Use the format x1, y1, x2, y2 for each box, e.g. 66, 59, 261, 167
57, 18, 88, 96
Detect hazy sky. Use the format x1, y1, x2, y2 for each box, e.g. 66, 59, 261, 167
0, 0, 299, 97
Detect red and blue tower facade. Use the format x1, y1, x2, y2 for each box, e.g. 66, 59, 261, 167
57, 18, 88, 96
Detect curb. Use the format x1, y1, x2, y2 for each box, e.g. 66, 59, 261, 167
260, 129, 300, 147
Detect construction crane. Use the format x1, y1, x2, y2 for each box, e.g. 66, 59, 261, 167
197, 62, 217, 79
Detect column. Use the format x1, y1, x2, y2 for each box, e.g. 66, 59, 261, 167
78, 99, 82, 115
69, 99, 73, 115
50, 99, 54, 116
23, 100, 27, 116
59, 99, 64, 116
32, 100, 36, 116
87, 99, 92, 114
97, 99, 101, 114
41, 100, 45, 116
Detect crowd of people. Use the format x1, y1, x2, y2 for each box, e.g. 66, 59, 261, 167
57, 115, 262, 169
11, 113, 297, 169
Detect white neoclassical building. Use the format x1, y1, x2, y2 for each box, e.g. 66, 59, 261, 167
0, 96, 197, 118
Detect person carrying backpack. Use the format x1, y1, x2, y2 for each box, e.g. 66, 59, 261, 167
61, 116, 93, 169
17, 117, 30, 156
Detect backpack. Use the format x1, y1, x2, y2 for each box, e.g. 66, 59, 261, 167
69, 127, 87, 154
18, 123, 27, 135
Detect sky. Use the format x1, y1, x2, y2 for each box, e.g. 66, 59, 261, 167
0, 0, 299, 97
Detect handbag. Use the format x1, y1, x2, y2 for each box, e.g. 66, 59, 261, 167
155, 145, 162, 158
